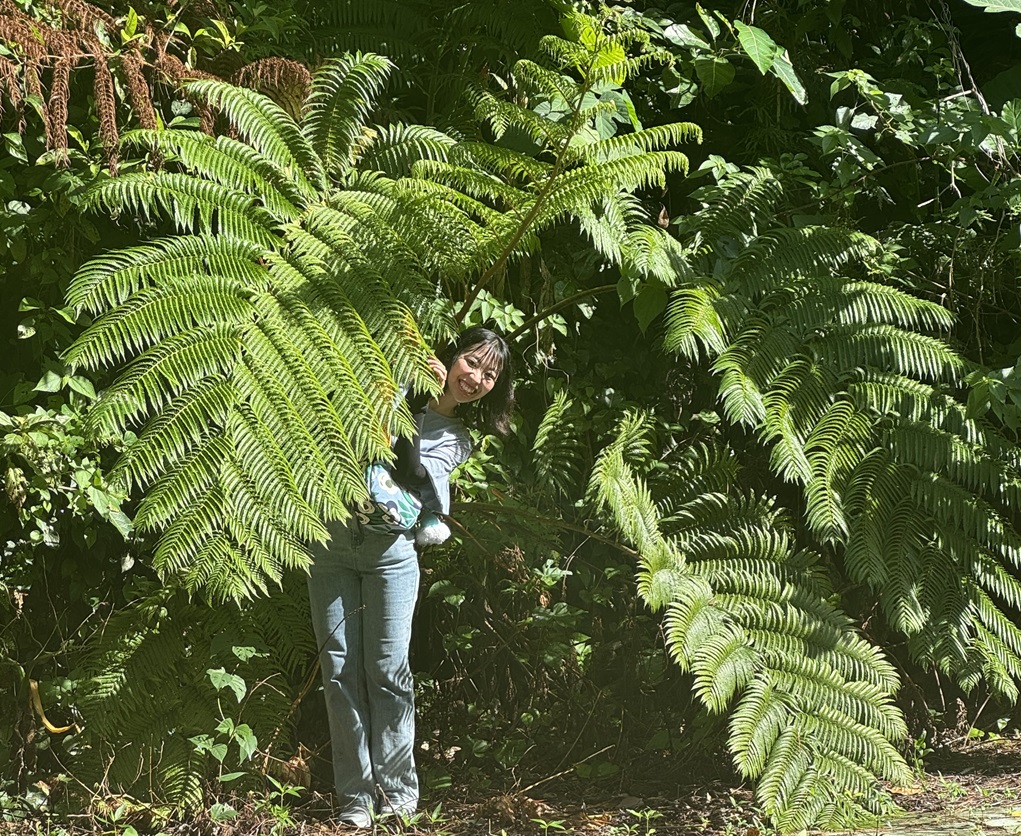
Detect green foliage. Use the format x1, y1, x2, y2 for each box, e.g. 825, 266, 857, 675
71, 579, 312, 807
66, 55, 445, 599
666, 169, 1021, 705
589, 414, 910, 829
65, 13, 702, 601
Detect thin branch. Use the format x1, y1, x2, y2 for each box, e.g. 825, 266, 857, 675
508, 284, 618, 341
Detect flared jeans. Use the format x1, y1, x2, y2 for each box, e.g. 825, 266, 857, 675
307, 522, 420, 816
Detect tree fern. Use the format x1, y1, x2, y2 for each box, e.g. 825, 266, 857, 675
664, 169, 1021, 713
67, 56, 447, 599
589, 415, 911, 830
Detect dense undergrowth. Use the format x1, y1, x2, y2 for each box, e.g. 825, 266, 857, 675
6, 0, 1021, 832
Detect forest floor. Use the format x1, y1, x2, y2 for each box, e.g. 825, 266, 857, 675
3, 737, 1019, 835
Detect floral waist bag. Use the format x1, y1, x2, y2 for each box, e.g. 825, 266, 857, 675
354, 411, 451, 545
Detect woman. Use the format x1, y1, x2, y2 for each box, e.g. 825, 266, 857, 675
307, 327, 514, 827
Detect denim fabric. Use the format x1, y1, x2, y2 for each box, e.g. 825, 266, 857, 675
307, 521, 420, 815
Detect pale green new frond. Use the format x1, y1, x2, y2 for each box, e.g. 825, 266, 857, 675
354, 123, 455, 176
183, 79, 326, 193
303, 53, 394, 176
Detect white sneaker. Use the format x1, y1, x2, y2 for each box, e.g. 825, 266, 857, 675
338, 806, 373, 828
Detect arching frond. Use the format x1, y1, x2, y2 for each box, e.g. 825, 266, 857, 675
589, 424, 910, 829
303, 53, 393, 177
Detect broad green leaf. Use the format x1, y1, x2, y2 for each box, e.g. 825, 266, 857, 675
770, 50, 807, 105
694, 57, 735, 98
34, 370, 63, 393
107, 508, 134, 539
851, 113, 879, 131
663, 23, 710, 50
210, 804, 239, 822
207, 668, 247, 702
1001, 99, 1021, 135
696, 4, 721, 39
233, 723, 258, 761
962, 0, 1021, 11
67, 376, 97, 399
734, 22, 780, 74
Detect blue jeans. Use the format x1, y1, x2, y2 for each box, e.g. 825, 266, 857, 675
307, 521, 420, 815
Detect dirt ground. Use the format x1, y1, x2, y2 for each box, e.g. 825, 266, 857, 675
3, 738, 1019, 835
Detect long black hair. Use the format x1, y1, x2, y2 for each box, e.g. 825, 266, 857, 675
437, 327, 515, 436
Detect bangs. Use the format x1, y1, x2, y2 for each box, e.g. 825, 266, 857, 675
464, 342, 505, 376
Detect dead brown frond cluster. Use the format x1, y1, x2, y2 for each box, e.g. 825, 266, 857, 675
0, 1, 317, 173
234, 57, 312, 120
0, 0, 134, 168
0, 0, 219, 171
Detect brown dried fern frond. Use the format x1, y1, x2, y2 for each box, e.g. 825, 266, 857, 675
0, 56, 24, 126
121, 49, 157, 131
233, 57, 311, 121
48, 55, 72, 162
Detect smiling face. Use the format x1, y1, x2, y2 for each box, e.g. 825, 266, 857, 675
446, 344, 502, 406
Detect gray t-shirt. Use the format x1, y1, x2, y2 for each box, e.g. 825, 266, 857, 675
413, 407, 473, 515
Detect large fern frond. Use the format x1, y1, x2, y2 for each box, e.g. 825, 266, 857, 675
588, 418, 911, 830
66, 63, 444, 599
